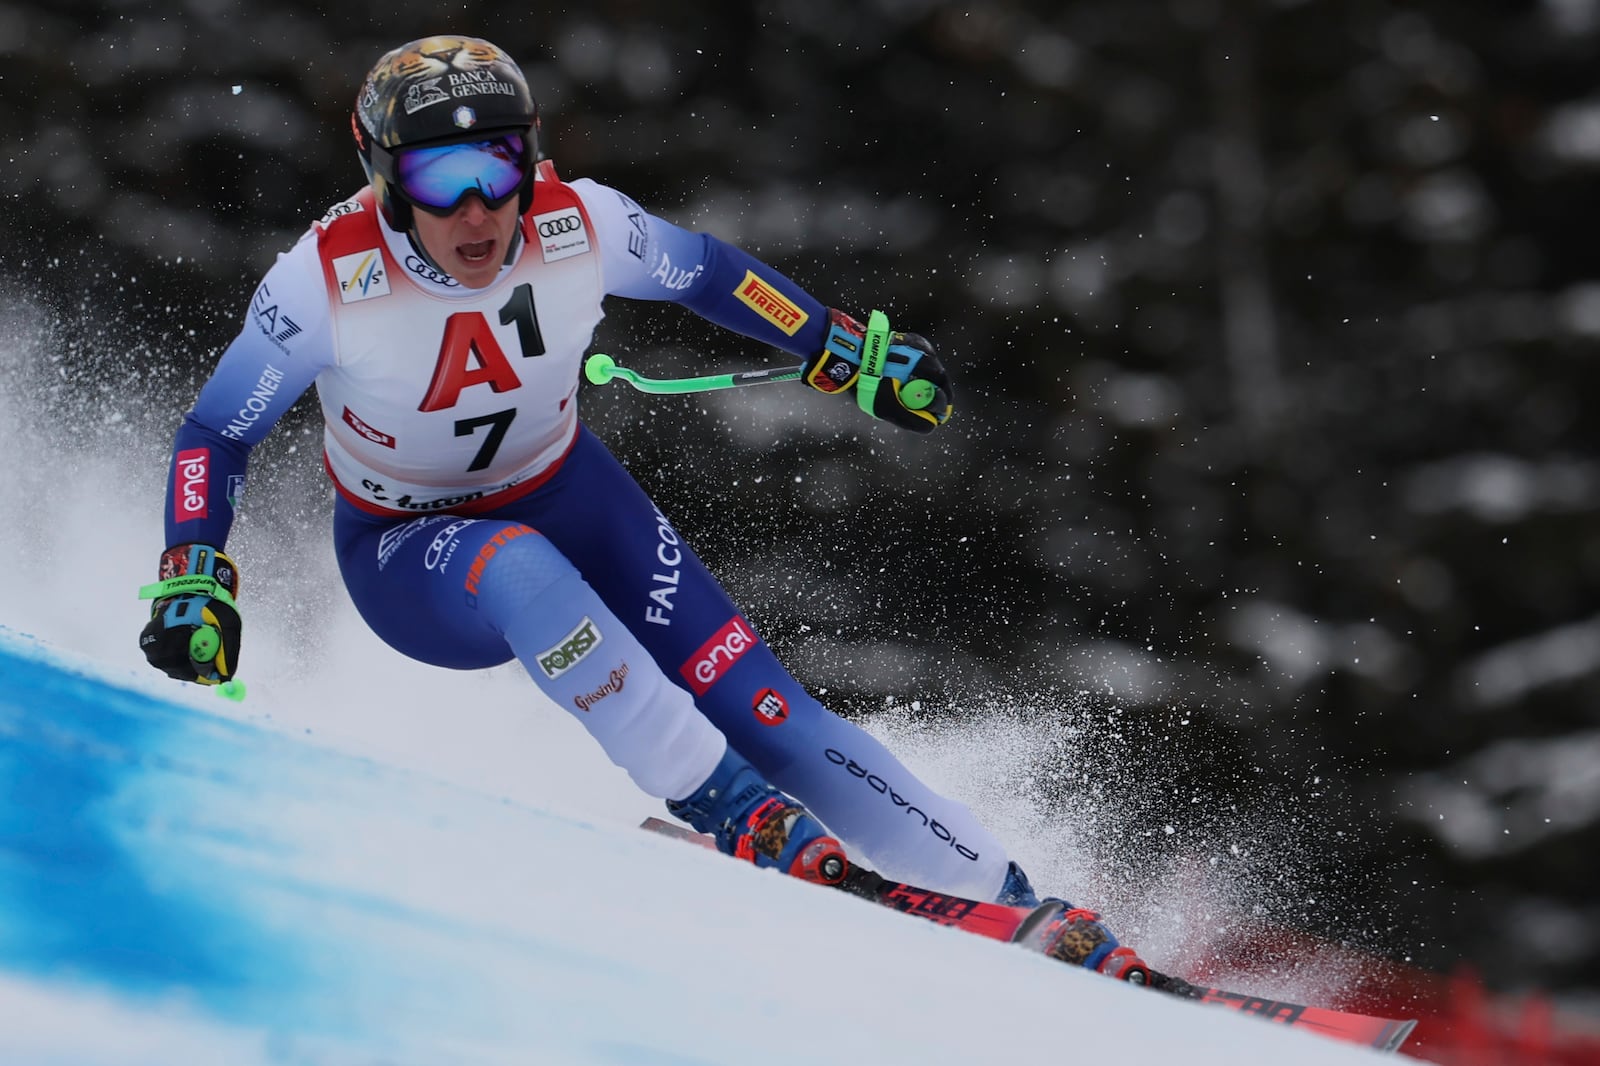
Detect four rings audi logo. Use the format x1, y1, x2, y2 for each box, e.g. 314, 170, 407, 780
539, 216, 582, 237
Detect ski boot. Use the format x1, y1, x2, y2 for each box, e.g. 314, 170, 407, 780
667, 746, 849, 886
999, 862, 1151, 983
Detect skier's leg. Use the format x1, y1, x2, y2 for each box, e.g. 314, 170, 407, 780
334, 505, 724, 800
523, 429, 1016, 902
333, 501, 845, 882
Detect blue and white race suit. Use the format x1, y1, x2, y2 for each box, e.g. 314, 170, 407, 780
161, 160, 1010, 899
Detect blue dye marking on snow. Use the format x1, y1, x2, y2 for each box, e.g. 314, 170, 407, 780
0, 629, 656, 1059
0, 632, 305, 1014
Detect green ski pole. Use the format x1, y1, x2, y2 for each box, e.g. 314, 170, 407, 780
584, 354, 804, 395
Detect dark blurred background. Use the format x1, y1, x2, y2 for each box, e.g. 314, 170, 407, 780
4, 0, 1598, 1016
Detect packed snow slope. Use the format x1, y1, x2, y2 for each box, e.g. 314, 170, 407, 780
0, 628, 1406, 1066
0, 308, 1413, 1062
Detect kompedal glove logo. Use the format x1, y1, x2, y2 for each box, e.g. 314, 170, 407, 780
538, 617, 603, 679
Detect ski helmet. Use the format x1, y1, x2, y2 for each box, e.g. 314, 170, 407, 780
351, 35, 539, 233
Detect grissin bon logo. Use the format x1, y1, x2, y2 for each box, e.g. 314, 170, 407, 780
680, 615, 758, 696
575, 662, 629, 713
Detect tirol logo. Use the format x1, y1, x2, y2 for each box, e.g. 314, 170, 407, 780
752, 688, 789, 726
533, 207, 590, 263
538, 617, 603, 679
333, 249, 390, 303
174, 447, 209, 523
681, 616, 757, 696
342, 406, 396, 448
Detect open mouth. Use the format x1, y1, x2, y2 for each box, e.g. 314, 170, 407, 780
458, 239, 495, 263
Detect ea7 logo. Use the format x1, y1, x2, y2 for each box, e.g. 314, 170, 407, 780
680, 616, 757, 696
538, 617, 603, 679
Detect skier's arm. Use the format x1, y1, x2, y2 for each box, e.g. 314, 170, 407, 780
142, 238, 331, 688
164, 241, 331, 550
572, 180, 827, 355
574, 181, 952, 432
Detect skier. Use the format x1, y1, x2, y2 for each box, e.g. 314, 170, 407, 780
137, 34, 1147, 981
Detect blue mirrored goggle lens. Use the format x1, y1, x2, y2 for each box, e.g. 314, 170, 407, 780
395, 135, 527, 210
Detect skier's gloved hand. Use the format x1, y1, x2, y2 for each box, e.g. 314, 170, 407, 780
138, 543, 242, 686
802, 309, 954, 433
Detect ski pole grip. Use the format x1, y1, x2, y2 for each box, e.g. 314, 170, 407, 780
584, 353, 618, 385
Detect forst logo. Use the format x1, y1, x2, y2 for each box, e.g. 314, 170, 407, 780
538, 617, 603, 679
680, 615, 757, 696
174, 447, 209, 523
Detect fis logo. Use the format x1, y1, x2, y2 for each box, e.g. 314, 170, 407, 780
333, 249, 391, 303
538, 617, 604, 679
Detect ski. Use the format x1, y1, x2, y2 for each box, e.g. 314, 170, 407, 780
1151, 977, 1416, 1054
640, 816, 1416, 1053
641, 815, 1031, 938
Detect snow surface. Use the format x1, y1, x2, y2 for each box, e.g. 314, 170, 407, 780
0, 330, 1407, 1064
0, 631, 1403, 1066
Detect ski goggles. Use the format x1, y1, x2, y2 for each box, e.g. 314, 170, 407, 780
393, 133, 530, 215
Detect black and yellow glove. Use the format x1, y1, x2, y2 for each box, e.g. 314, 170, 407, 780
138, 543, 242, 687
802, 309, 954, 433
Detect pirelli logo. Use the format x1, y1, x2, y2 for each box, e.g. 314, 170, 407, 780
734, 271, 808, 336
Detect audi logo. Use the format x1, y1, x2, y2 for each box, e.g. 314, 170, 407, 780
539, 216, 582, 237
404, 255, 457, 286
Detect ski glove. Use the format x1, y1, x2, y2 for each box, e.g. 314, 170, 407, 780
802, 309, 954, 433
138, 542, 242, 686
